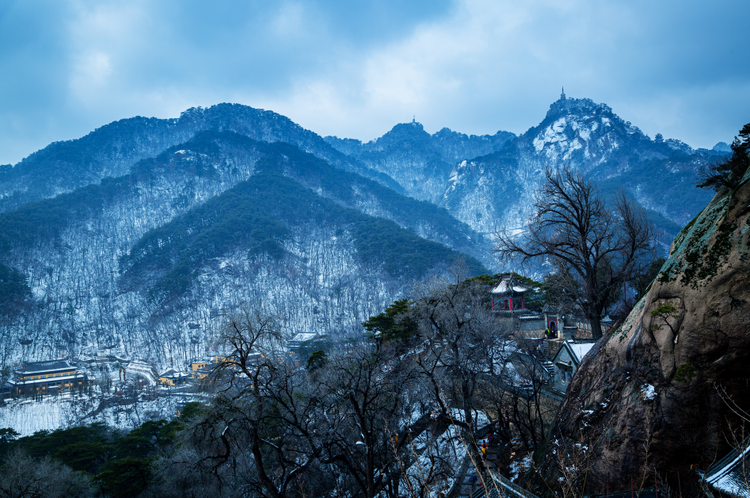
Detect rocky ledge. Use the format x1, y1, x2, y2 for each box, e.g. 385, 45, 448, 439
539, 166, 750, 495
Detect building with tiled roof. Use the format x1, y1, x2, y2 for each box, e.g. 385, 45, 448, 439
9, 359, 87, 397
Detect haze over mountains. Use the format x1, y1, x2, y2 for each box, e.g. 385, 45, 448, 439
0, 94, 726, 369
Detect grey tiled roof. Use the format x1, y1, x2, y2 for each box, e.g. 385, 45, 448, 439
19, 360, 75, 375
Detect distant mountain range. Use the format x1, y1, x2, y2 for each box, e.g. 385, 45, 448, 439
324, 121, 515, 204
0, 94, 726, 368
327, 92, 725, 240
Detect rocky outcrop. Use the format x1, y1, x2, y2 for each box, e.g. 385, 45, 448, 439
540, 167, 750, 494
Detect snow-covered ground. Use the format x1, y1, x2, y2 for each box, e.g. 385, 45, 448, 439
0, 391, 204, 436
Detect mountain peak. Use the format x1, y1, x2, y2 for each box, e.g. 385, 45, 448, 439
372, 121, 430, 148
389, 120, 426, 133
546, 94, 613, 120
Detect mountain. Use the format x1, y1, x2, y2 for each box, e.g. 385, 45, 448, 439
0, 131, 486, 369
326, 93, 725, 243
325, 122, 515, 203
0, 104, 401, 214
440, 94, 723, 240
0, 96, 728, 369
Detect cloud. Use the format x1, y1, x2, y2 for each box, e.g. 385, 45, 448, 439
0, 0, 748, 165
265, 0, 750, 148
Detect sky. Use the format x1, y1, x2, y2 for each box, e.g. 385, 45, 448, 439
1, 0, 749, 166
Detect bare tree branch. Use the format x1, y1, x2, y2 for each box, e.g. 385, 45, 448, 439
495, 166, 657, 338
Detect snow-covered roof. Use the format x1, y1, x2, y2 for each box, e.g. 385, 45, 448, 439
491, 276, 531, 295
567, 341, 595, 363
552, 340, 596, 366
290, 333, 319, 343
19, 360, 76, 375
703, 437, 750, 497
159, 368, 185, 378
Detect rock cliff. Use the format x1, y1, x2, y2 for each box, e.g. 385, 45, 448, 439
540, 165, 750, 494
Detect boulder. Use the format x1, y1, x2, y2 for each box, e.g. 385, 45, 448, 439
539, 166, 750, 495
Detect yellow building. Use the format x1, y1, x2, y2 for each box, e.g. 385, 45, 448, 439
10, 360, 87, 397
158, 368, 189, 386
189, 353, 238, 380
190, 360, 209, 371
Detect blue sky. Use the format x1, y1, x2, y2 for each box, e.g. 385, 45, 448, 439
1, 0, 748, 165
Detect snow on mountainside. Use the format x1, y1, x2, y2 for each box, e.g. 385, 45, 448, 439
0, 394, 197, 436
0, 95, 725, 371
0, 133, 486, 370
324, 121, 515, 204
440, 94, 723, 238
0, 104, 400, 214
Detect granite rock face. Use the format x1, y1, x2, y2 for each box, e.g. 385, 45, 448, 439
541, 167, 750, 494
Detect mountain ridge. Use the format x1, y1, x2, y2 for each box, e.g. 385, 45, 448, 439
324, 121, 516, 203
0, 103, 403, 213
0, 132, 487, 369
0, 95, 729, 368
436, 94, 724, 240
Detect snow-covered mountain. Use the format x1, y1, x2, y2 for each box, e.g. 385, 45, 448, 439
0, 96, 726, 370
0, 104, 400, 214
444, 94, 725, 239
328, 93, 725, 241
0, 130, 487, 370
325, 122, 515, 204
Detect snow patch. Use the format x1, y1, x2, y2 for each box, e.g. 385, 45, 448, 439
640, 384, 657, 401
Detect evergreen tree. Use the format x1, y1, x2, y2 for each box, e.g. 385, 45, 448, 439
697, 123, 750, 191
362, 299, 419, 343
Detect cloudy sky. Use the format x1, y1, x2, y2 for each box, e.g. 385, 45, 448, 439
1, 0, 748, 165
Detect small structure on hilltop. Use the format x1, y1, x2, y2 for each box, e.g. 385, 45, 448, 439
491, 274, 551, 338
9, 359, 88, 397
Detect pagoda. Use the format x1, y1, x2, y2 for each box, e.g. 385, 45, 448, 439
490, 274, 531, 312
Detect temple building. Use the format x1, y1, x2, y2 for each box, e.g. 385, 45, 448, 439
491, 274, 531, 312
9, 359, 87, 397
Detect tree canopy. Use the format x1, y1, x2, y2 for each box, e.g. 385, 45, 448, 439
361, 298, 419, 343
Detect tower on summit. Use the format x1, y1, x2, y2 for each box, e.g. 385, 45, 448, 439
561, 87, 566, 101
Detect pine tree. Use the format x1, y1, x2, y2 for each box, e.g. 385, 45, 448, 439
697, 123, 750, 191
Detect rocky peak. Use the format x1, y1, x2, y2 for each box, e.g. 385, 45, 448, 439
522, 94, 648, 168
713, 141, 732, 153
545, 94, 614, 121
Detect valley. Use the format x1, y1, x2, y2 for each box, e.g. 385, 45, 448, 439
0, 95, 744, 498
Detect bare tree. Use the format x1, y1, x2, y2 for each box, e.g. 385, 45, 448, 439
495, 166, 657, 339
148, 308, 328, 498
318, 344, 418, 498
411, 273, 509, 440
0, 449, 95, 498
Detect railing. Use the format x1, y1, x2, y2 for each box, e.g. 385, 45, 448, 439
471, 471, 541, 498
